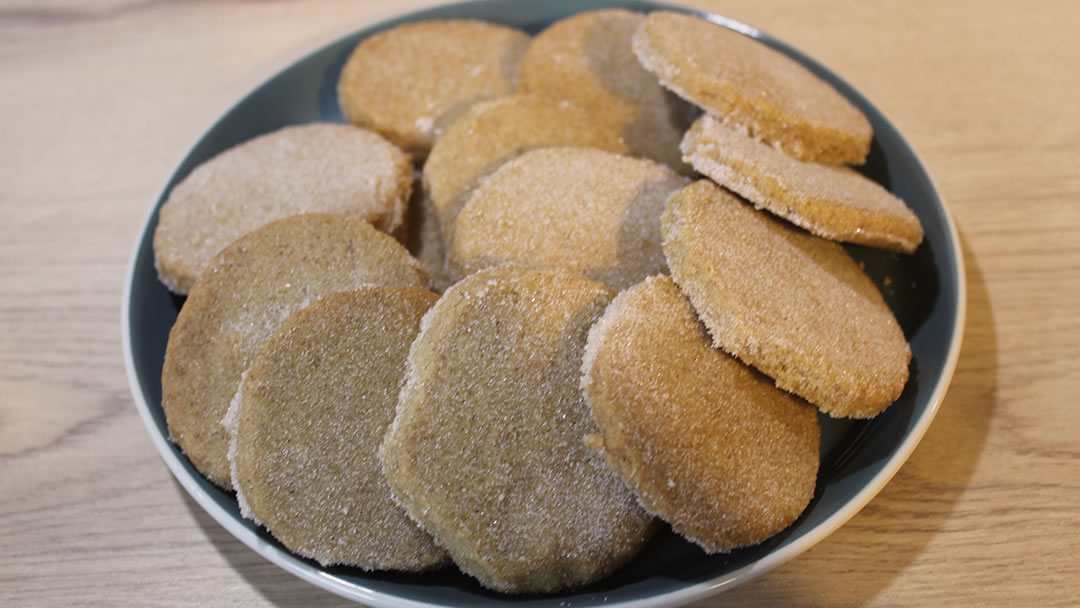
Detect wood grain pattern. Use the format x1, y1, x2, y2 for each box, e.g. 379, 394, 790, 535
1, 0, 1078, 606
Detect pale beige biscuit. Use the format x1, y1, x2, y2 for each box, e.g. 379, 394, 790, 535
683, 115, 923, 252
423, 94, 628, 243
518, 9, 697, 171
634, 11, 872, 165
661, 180, 911, 418
224, 287, 446, 570
582, 276, 820, 552
448, 147, 689, 289
153, 123, 412, 294
338, 19, 530, 158
161, 214, 428, 487
381, 266, 654, 593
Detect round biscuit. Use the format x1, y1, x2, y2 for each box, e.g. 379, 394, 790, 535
448, 147, 689, 289
381, 266, 654, 593
633, 11, 872, 165
518, 9, 697, 171
152, 123, 412, 294
661, 180, 911, 418
161, 214, 428, 487
423, 94, 628, 243
581, 276, 820, 552
682, 114, 923, 252
225, 287, 446, 570
338, 19, 530, 158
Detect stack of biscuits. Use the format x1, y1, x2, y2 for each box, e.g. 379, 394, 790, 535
153, 9, 923, 594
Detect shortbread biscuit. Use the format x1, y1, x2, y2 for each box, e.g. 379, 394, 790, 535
381, 266, 654, 593
225, 287, 446, 570
518, 9, 696, 171
582, 276, 820, 552
161, 214, 428, 487
423, 94, 628, 242
153, 123, 412, 294
448, 147, 688, 289
683, 115, 923, 252
338, 19, 530, 158
661, 180, 911, 418
634, 11, 872, 165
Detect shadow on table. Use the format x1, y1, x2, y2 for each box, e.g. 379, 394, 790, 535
709, 229, 997, 606
176, 481, 355, 608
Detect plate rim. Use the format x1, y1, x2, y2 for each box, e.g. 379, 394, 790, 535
121, 2, 967, 606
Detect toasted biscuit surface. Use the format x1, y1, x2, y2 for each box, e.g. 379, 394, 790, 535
661, 181, 911, 418
225, 287, 446, 569
581, 276, 820, 552
153, 123, 412, 294
518, 9, 696, 171
423, 94, 628, 242
338, 19, 530, 158
683, 115, 923, 252
634, 11, 872, 165
381, 266, 654, 593
161, 214, 428, 487
448, 147, 689, 289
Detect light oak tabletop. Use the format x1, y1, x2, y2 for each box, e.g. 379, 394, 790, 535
2, 0, 1077, 606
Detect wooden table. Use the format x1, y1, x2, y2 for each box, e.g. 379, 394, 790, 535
3, 0, 1077, 605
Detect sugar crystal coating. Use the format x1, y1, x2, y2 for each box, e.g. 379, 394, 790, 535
381, 265, 655, 593
682, 115, 923, 252
161, 214, 428, 487
518, 9, 697, 171
153, 123, 413, 294
448, 147, 689, 289
338, 19, 531, 158
225, 287, 446, 569
581, 276, 820, 552
633, 11, 872, 165
423, 94, 628, 244
661, 181, 911, 418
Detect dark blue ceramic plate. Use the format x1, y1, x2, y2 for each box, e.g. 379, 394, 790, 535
123, 1, 965, 606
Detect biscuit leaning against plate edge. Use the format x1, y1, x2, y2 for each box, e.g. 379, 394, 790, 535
581, 275, 820, 553
224, 286, 447, 570
681, 114, 923, 253
632, 10, 872, 165
160, 214, 428, 487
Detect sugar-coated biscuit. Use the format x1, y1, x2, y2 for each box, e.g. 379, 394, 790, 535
634, 11, 872, 165
224, 287, 446, 570
518, 9, 697, 171
448, 147, 688, 289
661, 180, 911, 418
582, 276, 820, 552
381, 266, 654, 593
423, 94, 628, 243
153, 123, 412, 294
338, 19, 530, 158
682, 115, 923, 252
161, 214, 428, 487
